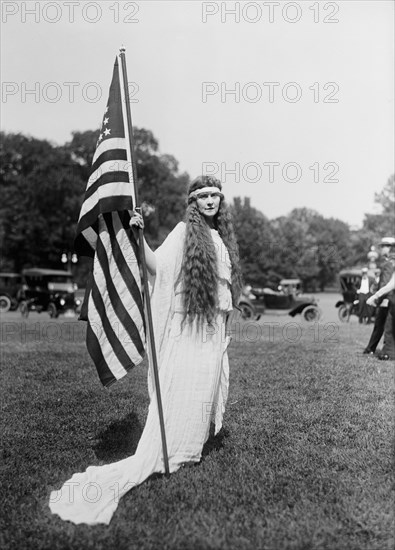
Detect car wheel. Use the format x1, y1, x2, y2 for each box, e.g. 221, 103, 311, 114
10, 299, 19, 311
303, 305, 321, 322
239, 303, 255, 320
337, 304, 350, 322
20, 301, 29, 318
48, 302, 58, 318
0, 295, 12, 313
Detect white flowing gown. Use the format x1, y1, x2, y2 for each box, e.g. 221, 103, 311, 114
49, 222, 232, 525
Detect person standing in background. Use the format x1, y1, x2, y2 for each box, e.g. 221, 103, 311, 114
367, 263, 395, 360
357, 267, 374, 324
363, 237, 395, 355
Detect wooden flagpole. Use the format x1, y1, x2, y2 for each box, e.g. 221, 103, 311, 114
119, 47, 170, 476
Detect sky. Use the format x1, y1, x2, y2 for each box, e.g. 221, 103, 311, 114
1, 0, 394, 228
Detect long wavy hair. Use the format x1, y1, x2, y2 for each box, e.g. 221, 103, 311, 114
180, 176, 243, 324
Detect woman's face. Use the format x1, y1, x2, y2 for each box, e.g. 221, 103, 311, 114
196, 190, 221, 219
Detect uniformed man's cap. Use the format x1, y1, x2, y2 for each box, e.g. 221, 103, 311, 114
380, 237, 395, 247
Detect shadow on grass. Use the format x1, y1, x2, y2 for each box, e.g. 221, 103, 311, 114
202, 425, 229, 459
142, 426, 230, 484
91, 412, 143, 462
88, 419, 229, 504
93, 416, 228, 465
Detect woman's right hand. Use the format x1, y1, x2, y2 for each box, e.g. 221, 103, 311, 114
129, 210, 144, 231
128, 210, 156, 275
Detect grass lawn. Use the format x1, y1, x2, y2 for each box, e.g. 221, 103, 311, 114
1, 311, 394, 550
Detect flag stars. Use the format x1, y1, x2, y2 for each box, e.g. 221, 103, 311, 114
103, 117, 109, 125
98, 133, 103, 142
104, 128, 111, 136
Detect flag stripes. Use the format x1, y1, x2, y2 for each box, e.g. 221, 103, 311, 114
76, 195, 133, 256
74, 56, 146, 386
76, 143, 134, 252
92, 137, 127, 162
85, 170, 130, 201
90, 148, 128, 176
104, 212, 145, 321
86, 212, 145, 386
85, 323, 116, 388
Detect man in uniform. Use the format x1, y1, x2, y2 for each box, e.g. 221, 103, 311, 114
363, 237, 395, 355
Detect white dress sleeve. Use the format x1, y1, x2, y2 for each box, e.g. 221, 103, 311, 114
146, 222, 186, 395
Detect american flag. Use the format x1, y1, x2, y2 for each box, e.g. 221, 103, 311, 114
75, 56, 146, 387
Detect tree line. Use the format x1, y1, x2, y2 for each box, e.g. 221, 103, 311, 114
0, 129, 393, 291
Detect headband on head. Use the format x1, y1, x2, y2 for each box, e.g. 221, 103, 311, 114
188, 186, 224, 200
188, 175, 222, 192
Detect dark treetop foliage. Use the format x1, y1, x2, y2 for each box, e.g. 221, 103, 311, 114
0, 129, 392, 290
0, 129, 189, 284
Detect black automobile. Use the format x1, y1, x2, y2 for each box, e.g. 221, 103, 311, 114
19, 268, 80, 318
0, 272, 22, 312
238, 279, 322, 322
335, 268, 376, 323
334, 269, 360, 322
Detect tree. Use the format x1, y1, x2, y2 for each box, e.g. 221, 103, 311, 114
373, 174, 395, 225
0, 132, 85, 271
270, 209, 320, 289
309, 215, 351, 290
350, 175, 395, 266
230, 197, 276, 286
269, 208, 351, 291
0, 129, 190, 276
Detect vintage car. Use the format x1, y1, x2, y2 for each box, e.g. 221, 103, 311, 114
277, 278, 302, 295
335, 268, 376, 322
0, 272, 22, 312
238, 279, 321, 322
335, 268, 361, 322
19, 268, 80, 318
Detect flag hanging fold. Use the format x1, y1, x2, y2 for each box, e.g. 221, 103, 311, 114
75, 57, 146, 387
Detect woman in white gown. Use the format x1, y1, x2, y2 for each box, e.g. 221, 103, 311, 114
49, 176, 242, 525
